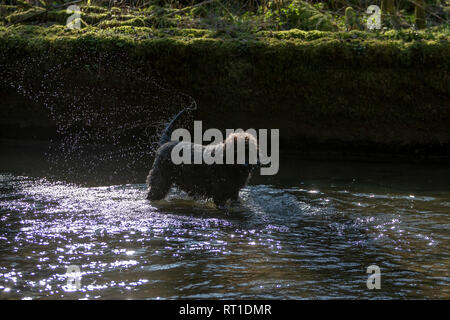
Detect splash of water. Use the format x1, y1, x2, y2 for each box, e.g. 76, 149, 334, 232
0, 51, 196, 183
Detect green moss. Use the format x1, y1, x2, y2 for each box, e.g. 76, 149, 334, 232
81, 5, 108, 14
259, 28, 449, 42
98, 17, 146, 28
4, 7, 110, 25
5, 7, 45, 23
110, 7, 121, 15
1, 24, 447, 69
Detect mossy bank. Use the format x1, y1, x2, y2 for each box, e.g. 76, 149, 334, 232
1, 25, 449, 160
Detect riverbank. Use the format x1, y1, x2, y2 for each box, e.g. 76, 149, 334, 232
1, 17, 449, 160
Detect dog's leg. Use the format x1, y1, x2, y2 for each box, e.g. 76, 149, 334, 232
147, 167, 172, 201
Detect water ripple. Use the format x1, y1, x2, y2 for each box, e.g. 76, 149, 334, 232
0, 173, 449, 299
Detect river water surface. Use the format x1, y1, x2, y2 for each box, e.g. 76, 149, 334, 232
0, 143, 449, 299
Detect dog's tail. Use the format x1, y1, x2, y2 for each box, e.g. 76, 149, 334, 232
158, 108, 190, 147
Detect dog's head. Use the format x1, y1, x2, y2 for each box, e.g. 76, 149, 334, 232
224, 132, 259, 169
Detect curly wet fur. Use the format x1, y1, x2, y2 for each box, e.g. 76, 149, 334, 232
147, 132, 258, 206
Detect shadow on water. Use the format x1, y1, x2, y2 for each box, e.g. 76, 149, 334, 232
0, 141, 449, 299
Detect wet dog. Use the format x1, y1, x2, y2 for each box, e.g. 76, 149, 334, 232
146, 110, 258, 206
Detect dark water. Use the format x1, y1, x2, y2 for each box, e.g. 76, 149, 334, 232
0, 142, 449, 299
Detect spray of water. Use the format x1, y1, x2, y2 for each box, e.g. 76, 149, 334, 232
0, 51, 196, 184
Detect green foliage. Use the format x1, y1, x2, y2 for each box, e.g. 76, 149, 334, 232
265, 0, 338, 31
5, 6, 45, 23
190, 5, 208, 18
344, 6, 359, 30
381, 0, 397, 28
1, 1, 448, 32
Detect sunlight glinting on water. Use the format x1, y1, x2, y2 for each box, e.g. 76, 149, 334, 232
0, 173, 448, 299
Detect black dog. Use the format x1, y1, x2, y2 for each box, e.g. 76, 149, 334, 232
146, 110, 258, 206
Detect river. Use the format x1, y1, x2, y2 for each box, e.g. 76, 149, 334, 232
0, 141, 449, 299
